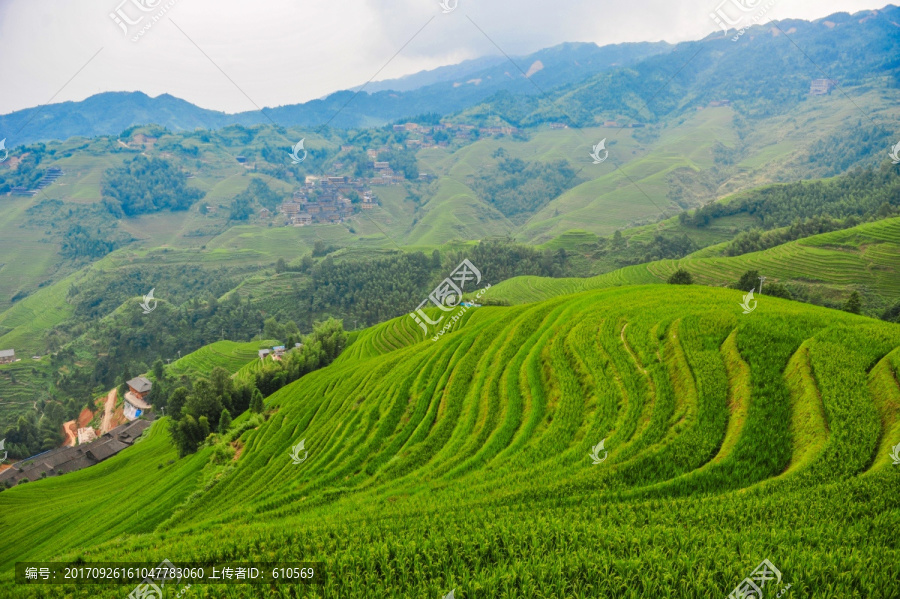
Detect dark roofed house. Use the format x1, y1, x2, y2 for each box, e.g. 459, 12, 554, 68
114, 419, 151, 444
126, 376, 152, 398
0, 421, 151, 485
86, 439, 129, 462
124, 376, 152, 421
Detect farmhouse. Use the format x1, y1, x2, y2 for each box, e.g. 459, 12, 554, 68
124, 376, 152, 421
0, 349, 14, 364
0, 420, 151, 486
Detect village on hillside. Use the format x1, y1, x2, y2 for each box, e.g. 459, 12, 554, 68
1, 342, 302, 486
271, 175, 380, 226
0, 377, 153, 486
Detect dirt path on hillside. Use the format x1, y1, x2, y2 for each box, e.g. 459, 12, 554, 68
63, 420, 77, 446
100, 388, 117, 434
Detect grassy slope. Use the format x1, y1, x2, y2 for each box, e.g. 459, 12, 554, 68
482, 215, 900, 306
165, 339, 279, 380
0, 87, 895, 339
0, 359, 56, 431
2, 286, 899, 597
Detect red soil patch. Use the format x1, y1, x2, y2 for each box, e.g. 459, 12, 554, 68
77, 408, 94, 428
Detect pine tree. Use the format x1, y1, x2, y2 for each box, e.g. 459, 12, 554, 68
843, 291, 862, 314
250, 388, 264, 414
218, 409, 232, 434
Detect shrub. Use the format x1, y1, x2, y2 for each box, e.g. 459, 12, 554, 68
763, 283, 792, 299
667, 269, 693, 285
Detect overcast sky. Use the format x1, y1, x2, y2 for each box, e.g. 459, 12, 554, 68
0, 0, 890, 115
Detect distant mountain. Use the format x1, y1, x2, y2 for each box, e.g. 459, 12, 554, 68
0, 41, 670, 147
364, 41, 671, 94
464, 5, 900, 128
365, 55, 509, 93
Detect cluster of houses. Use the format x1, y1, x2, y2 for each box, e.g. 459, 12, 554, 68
0, 420, 151, 486
0, 376, 156, 487
273, 176, 379, 226
258, 343, 302, 361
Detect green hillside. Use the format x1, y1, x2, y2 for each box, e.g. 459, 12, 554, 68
165, 339, 280, 380
2, 286, 899, 597
483, 215, 900, 308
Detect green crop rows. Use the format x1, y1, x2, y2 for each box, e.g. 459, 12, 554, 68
166, 339, 279, 380
1, 286, 899, 598
485, 216, 900, 306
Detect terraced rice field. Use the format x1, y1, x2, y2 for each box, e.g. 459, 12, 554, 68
166, 339, 278, 379
0, 359, 56, 431
2, 286, 898, 598
485, 216, 900, 305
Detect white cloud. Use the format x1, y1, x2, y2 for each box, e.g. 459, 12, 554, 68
0, 0, 890, 115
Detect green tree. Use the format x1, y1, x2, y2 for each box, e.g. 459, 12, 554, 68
184, 380, 224, 428
168, 387, 189, 419
843, 291, 862, 314
667, 269, 693, 285
152, 359, 165, 381
218, 409, 232, 434
171, 415, 203, 457
250, 388, 264, 414
764, 283, 793, 300
209, 367, 235, 413
735, 270, 761, 292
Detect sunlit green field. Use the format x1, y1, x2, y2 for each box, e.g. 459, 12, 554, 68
2, 285, 898, 598
484, 215, 900, 306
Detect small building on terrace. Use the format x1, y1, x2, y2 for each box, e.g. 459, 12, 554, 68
124, 376, 153, 421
